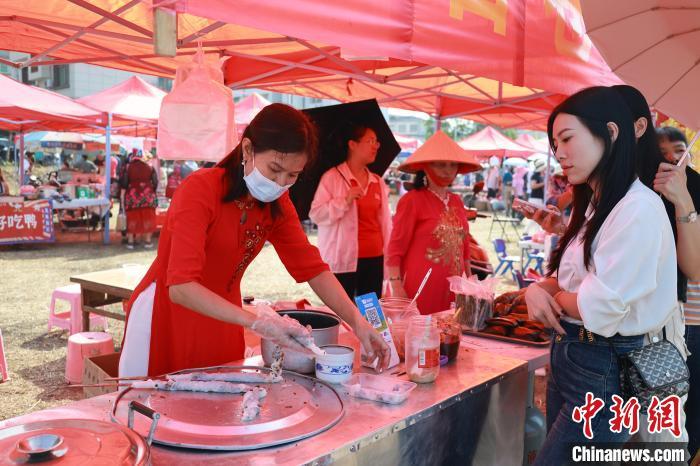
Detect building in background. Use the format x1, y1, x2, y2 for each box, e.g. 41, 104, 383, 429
385, 107, 429, 141
0, 51, 24, 80
234, 88, 337, 111
0, 50, 169, 97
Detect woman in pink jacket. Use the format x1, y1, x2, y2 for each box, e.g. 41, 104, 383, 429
310, 124, 392, 299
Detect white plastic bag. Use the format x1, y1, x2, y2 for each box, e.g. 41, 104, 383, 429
157, 46, 237, 162
449, 274, 498, 330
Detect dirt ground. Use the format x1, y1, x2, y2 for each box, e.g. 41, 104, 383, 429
0, 190, 538, 421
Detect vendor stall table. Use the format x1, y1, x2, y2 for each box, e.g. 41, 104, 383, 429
52, 198, 111, 211
70, 266, 146, 332
461, 334, 549, 372
53, 198, 111, 238
0, 350, 528, 465
462, 333, 550, 463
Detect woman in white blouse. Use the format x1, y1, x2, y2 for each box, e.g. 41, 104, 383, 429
526, 87, 680, 465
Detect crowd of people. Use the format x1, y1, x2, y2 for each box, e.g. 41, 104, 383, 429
1, 82, 699, 461
481, 156, 572, 220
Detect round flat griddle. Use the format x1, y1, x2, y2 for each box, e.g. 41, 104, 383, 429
111, 366, 344, 450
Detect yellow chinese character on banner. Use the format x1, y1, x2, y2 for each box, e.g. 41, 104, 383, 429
449, 0, 508, 36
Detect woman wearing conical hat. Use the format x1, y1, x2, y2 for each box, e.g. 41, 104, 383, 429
386, 131, 481, 314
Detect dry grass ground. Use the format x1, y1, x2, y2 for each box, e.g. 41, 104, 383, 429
0, 191, 530, 421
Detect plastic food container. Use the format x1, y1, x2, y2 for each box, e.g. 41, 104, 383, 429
454, 294, 493, 331
342, 373, 417, 404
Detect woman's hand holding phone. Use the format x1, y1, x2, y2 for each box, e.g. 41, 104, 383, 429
514, 199, 566, 235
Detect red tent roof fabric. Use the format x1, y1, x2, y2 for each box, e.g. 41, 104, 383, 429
77, 76, 166, 122
176, 0, 619, 95
458, 126, 532, 159
514, 133, 550, 157
394, 133, 421, 152
0, 73, 105, 132
234, 92, 271, 126
0, 1, 620, 130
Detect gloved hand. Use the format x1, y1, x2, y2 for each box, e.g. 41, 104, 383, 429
251, 306, 313, 354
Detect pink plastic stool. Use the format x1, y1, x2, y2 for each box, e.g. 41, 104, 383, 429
48, 284, 107, 335
0, 328, 7, 383
65, 332, 114, 384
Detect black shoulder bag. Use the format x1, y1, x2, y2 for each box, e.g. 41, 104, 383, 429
614, 327, 689, 410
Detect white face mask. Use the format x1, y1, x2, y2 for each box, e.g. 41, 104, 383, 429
242, 154, 293, 203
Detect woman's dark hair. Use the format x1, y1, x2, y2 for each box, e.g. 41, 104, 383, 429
217, 103, 318, 213
657, 126, 688, 144
547, 86, 637, 274
612, 84, 664, 188
413, 170, 427, 189
335, 123, 373, 165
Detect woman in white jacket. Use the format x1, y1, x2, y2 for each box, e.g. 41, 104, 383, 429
309, 124, 392, 299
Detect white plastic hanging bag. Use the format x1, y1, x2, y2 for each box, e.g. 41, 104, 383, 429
157, 45, 237, 162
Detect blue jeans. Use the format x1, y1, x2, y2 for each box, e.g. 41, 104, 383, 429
534, 321, 644, 466
686, 325, 700, 460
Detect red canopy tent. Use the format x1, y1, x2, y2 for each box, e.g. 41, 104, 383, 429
0, 73, 105, 132
458, 126, 531, 160
515, 133, 548, 151
76, 75, 167, 243
76, 75, 166, 136
0, 73, 106, 186
0, 0, 619, 129
158, 0, 619, 94
394, 133, 421, 152
0, 0, 622, 243
234, 92, 271, 136
514, 133, 549, 156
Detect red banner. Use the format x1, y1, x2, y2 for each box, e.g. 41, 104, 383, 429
0, 200, 54, 245
178, 0, 619, 96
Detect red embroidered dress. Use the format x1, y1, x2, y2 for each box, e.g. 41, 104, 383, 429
123, 168, 329, 375
386, 189, 471, 314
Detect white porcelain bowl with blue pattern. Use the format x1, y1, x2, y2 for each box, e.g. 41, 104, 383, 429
315, 345, 355, 384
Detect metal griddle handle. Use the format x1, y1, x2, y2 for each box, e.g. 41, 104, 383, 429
128, 401, 160, 446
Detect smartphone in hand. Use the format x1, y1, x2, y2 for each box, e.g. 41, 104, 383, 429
512, 198, 561, 217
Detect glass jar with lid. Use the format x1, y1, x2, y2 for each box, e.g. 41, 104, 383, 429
380, 297, 419, 361
405, 315, 440, 383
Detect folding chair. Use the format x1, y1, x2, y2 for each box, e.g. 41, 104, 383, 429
524, 250, 546, 275
488, 200, 521, 241
492, 239, 521, 276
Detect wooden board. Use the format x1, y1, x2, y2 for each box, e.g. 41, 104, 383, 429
70, 266, 147, 298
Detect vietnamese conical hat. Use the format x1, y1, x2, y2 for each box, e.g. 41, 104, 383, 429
398, 130, 481, 174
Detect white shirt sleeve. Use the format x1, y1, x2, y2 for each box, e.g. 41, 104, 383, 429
577, 199, 663, 337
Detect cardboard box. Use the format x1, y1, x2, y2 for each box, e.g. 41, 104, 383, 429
354, 293, 400, 370
82, 352, 120, 399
